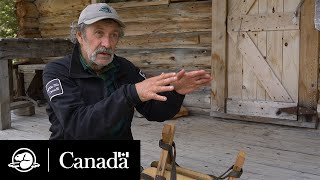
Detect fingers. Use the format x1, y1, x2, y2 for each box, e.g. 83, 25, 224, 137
175, 69, 185, 81
194, 78, 212, 85
185, 70, 207, 78
152, 94, 168, 101
135, 72, 178, 102
155, 72, 176, 81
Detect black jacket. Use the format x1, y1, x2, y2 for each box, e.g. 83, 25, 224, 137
42, 44, 185, 140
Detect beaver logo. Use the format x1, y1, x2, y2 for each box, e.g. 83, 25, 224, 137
8, 148, 40, 172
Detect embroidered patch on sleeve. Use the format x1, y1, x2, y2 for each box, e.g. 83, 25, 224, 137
139, 70, 146, 79
45, 78, 64, 101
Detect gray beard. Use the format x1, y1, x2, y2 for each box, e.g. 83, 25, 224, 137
89, 53, 114, 67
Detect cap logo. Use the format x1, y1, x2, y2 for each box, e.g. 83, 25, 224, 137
99, 6, 112, 13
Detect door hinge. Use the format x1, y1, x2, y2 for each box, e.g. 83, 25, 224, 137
276, 106, 317, 116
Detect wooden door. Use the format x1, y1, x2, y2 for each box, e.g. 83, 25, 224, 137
211, 0, 319, 128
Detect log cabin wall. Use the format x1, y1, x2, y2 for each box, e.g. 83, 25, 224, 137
15, 0, 212, 114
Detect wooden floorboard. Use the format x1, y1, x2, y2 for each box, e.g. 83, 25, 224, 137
0, 106, 319, 179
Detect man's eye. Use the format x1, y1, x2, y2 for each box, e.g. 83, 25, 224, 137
110, 34, 119, 39
95, 31, 103, 36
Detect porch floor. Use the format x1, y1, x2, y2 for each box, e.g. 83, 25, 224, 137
0, 105, 319, 180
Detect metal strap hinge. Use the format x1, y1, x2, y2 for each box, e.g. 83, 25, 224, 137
276, 106, 317, 116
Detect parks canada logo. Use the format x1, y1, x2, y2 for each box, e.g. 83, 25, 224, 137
8, 148, 129, 173
8, 148, 40, 172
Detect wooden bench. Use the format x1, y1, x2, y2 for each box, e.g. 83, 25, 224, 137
10, 101, 35, 116
0, 38, 72, 130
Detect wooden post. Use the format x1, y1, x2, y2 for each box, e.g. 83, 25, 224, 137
0, 60, 11, 130
8, 60, 13, 102
211, 0, 227, 114
228, 151, 246, 180
299, 0, 319, 126
156, 123, 176, 177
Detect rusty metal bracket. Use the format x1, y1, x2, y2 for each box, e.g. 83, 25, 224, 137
276, 106, 317, 116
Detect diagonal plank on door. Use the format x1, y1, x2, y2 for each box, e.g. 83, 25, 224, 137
228, 32, 293, 102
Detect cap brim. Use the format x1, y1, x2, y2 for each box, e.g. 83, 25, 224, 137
81, 16, 125, 28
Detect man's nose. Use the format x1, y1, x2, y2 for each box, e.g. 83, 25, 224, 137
101, 37, 111, 48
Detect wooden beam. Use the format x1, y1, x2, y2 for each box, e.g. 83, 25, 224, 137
109, 0, 169, 9
10, 101, 34, 110
299, 0, 319, 125
211, 0, 227, 113
0, 60, 11, 130
211, 111, 316, 128
227, 99, 297, 120
0, 38, 72, 59
228, 12, 299, 32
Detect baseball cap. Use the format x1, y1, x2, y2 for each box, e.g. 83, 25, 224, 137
78, 3, 125, 27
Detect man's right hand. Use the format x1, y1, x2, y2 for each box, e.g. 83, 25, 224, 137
135, 72, 177, 102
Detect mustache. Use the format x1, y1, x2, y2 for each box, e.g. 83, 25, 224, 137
93, 47, 114, 55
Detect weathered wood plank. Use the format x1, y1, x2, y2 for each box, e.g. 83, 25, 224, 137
0, 38, 72, 59
266, 0, 283, 102
282, 30, 299, 103
117, 48, 211, 70
211, 0, 227, 113
211, 111, 315, 128
227, 35, 242, 99
226, 99, 297, 120
228, 0, 256, 16
18, 64, 46, 73
109, 0, 169, 9
282, 0, 300, 104
35, 0, 89, 14
118, 32, 211, 49
40, 19, 211, 38
256, 0, 267, 100
243, 3, 258, 100
117, 1, 211, 22
228, 12, 299, 32
298, 0, 319, 124
123, 19, 211, 36
0, 60, 11, 130
10, 101, 34, 110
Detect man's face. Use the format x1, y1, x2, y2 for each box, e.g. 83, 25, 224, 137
77, 20, 120, 68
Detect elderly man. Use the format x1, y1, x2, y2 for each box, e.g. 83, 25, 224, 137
42, 3, 212, 140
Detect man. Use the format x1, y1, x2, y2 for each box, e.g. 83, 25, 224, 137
42, 3, 212, 140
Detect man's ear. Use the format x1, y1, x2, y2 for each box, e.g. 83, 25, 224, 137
76, 31, 83, 44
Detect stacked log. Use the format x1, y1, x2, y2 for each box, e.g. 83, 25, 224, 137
16, 0, 41, 37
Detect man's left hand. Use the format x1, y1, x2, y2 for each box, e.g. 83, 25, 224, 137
172, 69, 213, 95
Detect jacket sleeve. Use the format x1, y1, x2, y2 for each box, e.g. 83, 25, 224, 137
136, 90, 185, 121
130, 66, 185, 121
43, 62, 141, 139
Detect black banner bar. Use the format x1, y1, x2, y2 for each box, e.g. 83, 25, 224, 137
0, 140, 140, 178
